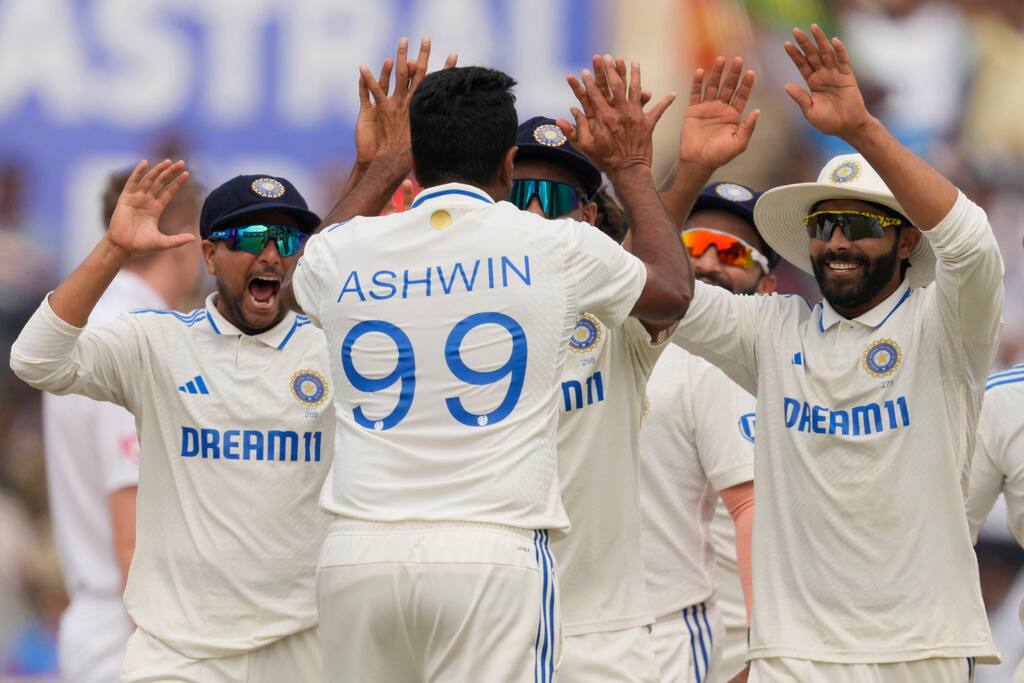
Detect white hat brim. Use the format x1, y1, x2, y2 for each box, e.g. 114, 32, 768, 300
753, 182, 936, 288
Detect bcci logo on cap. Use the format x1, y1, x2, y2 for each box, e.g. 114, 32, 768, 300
862, 339, 901, 378
533, 124, 567, 147
291, 370, 328, 407
715, 183, 753, 202
252, 177, 286, 199
569, 313, 602, 353
829, 160, 862, 184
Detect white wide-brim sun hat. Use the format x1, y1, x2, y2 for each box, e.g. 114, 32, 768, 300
753, 153, 937, 288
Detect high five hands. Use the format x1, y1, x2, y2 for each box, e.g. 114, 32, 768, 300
106, 160, 193, 257
677, 56, 759, 173
557, 55, 676, 173
783, 24, 873, 140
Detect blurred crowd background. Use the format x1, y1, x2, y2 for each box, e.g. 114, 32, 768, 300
0, 0, 1022, 680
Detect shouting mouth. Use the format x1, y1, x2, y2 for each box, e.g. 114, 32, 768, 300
247, 273, 281, 310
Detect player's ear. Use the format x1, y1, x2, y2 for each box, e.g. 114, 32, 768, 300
582, 201, 598, 226
897, 225, 920, 261
497, 145, 517, 194
201, 240, 217, 276
756, 272, 778, 294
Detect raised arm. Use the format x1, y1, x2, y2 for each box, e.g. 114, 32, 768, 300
659, 57, 760, 226
558, 56, 690, 325
783, 24, 956, 229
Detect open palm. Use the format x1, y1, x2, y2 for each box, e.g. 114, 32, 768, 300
106, 159, 194, 256
783, 25, 871, 137
678, 57, 759, 170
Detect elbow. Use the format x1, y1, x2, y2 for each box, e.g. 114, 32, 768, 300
664, 274, 694, 322
9, 348, 69, 393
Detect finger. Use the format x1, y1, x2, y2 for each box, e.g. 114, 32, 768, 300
603, 55, 627, 106
358, 68, 371, 109
783, 83, 813, 115
615, 57, 628, 101
400, 179, 415, 211
689, 68, 704, 105
139, 159, 172, 193
731, 70, 756, 113
566, 73, 593, 116
736, 109, 760, 146
377, 57, 393, 97
640, 89, 652, 106
783, 41, 814, 81
153, 160, 186, 193
361, 65, 387, 104
394, 37, 410, 97
443, 52, 458, 69
810, 24, 837, 68
645, 92, 677, 129
718, 57, 743, 104
703, 56, 726, 101
156, 233, 197, 250
410, 36, 431, 89
555, 117, 578, 144
792, 27, 822, 70
832, 37, 853, 73
628, 61, 642, 104
592, 55, 611, 100
581, 69, 613, 115
124, 160, 149, 193
156, 168, 190, 203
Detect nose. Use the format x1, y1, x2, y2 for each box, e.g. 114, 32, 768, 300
823, 223, 853, 250
524, 196, 546, 218
693, 246, 723, 276
258, 238, 282, 264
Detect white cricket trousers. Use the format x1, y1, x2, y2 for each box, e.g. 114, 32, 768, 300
60, 592, 133, 683
750, 656, 979, 682
317, 519, 560, 683
651, 599, 723, 683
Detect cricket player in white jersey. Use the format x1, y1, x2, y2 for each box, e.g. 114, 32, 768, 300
506, 107, 668, 682
639, 56, 767, 683
42, 170, 202, 683
966, 362, 1024, 683
10, 163, 334, 682
668, 25, 1002, 682
286, 52, 692, 680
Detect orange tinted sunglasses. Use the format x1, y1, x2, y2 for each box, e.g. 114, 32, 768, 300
681, 228, 769, 273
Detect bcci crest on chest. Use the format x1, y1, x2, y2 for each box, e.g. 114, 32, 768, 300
569, 313, 602, 353
862, 339, 902, 378
291, 370, 328, 407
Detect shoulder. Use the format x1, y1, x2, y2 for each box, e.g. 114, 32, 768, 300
984, 365, 1024, 402
126, 306, 208, 329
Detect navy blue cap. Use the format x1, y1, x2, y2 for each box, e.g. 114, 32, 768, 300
514, 116, 602, 198
199, 175, 321, 239
691, 181, 779, 270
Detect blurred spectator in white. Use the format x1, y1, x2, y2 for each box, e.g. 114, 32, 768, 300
0, 489, 34, 659
836, 0, 973, 161
41, 168, 201, 683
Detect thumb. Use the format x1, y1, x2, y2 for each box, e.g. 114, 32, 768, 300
737, 109, 760, 145
783, 83, 812, 115
156, 233, 197, 250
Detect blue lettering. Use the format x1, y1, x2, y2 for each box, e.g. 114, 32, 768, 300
314, 431, 322, 462
243, 430, 263, 461
268, 430, 298, 462
585, 371, 604, 404
797, 401, 811, 433
897, 396, 910, 426
223, 429, 240, 460
829, 409, 849, 435
369, 270, 397, 300
884, 400, 898, 430
181, 427, 199, 457
811, 405, 827, 434
784, 397, 800, 427
201, 428, 220, 459
562, 380, 583, 412
436, 261, 480, 294
851, 404, 883, 436
402, 268, 432, 299
337, 271, 366, 302
501, 255, 531, 287
487, 256, 495, 288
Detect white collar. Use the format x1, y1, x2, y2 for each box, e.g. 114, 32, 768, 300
203, 293, 310, 350
410, 182, 496, 209
819, 279, 912, 331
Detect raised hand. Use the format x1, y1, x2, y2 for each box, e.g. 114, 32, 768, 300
783, 24, 871, 139
106, 160, 193, 256
678, 56, 759, 172
355, 36, 458, 165
558, 55, 675, 172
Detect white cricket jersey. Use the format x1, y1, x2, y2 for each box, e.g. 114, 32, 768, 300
640, 344, 755, 618
43, 272, 158, 600
966, 364, 1024, 625
11, 293, 334, 658
552, 317, 666, 636
710, 502, 747, 634
292, 182, 646, 533
671, 192, 1002, 663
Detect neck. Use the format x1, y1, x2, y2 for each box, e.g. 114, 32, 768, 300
212, 292, 283, 336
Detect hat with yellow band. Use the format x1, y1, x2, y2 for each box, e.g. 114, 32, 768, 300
753, 153, 937, 288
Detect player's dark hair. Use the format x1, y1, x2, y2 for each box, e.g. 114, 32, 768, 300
410, 67, 518, 189
102, 168, 201, 235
